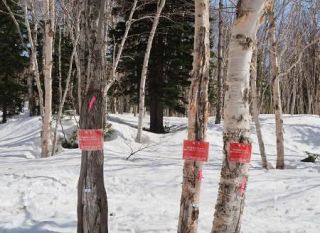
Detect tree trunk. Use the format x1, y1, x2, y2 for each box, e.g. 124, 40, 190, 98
177, 0, 210, 232
51, 20, 80, 156
267, 0, 285, 169
290, 76, 297, 114
215, 0, 224, 125
149, 37, 164, 133
251, 46, 268, 169
77, 0, 109, 232
78, 89, 108, 233
27, 67, 35, 116
136, 0, 166, 142
211, 1, 266, 232
24, 0, 44, 118
316, 75, 320, 115
40, 0, 55, 158
2, 104, 7, 124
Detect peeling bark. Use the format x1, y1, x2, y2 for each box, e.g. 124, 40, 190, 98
211, 1, 266, 232
177, 0, 210, 232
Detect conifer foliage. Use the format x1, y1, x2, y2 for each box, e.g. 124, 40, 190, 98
0, 0, 27, 123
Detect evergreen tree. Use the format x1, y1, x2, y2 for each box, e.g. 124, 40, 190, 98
111, 0, 193, 133
0, 0, 28, 123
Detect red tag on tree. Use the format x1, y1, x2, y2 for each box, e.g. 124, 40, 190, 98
228, 143, 252, 163
183, 140, 209, 162
78, 129, 104, 151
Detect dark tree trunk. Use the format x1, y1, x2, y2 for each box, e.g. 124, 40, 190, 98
78, 88, 108, 233
2, 104, 7, 124
77, 0, 109, 232
27, 73, 36, 116
150, 96, 164, 133
149, 37, 164, 133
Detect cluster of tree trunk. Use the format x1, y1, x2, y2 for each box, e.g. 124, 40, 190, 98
2, 0, 320, 231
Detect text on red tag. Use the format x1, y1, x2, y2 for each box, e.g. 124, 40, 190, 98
79, 129, 104, 151
228, 143, 252, 163
183, 140, 209, 162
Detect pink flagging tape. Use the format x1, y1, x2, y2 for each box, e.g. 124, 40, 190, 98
88, 96, 97, 111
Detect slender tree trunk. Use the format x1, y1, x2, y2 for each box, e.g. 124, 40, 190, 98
290, 76, 297, 114
215, 0, 224, 124
136, 0, 166, 143
177, 0, 210, 232
316, 74, 320, 115
2, 103, 7, 124
41, 0, 55, 158
211, 1, 266, 232
24, 0, 44, 118
51, 19, 80, 156
77, 0, 109, 232
267, 0, 285, 169
251, 46, 268, 169
27, 67, 35, 116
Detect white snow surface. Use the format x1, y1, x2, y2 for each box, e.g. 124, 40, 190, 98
0, 112, 320, 233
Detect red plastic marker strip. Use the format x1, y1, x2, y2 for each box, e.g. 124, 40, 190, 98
228, 143, 252, 163
78, 129, 104, 151
183, 140, 209, 162
239, 177, 247, 194
196, 169, 204, 181
88, 96, 97, 111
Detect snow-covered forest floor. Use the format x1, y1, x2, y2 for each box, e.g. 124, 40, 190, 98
0, 112, 319, 233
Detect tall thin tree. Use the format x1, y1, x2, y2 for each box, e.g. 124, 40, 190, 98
136, 0, 166, 143
215, 0, 224, 124
266, 0, 285, 169
41, 0, 55, 158
211, 0, 266, 232
251, 45, 268, 169
177, 0, 210, 232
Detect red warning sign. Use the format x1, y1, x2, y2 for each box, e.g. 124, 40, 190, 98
228, 143, 252, 163
183, 140, 209, 162
78, 129, 104, 151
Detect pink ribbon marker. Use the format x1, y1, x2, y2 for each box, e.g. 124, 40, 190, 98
196, 169, 204, 181
88, 96, 97, 111
239, 177, 247, 194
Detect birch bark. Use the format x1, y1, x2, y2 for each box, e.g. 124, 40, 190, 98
177, 0, 210, 232
215, 0, 224, 125
211, 1, 266, 232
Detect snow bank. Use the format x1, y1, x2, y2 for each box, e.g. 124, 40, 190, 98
0, 113, 319, 233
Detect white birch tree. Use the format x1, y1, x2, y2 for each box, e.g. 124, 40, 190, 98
211, 1, 266, 232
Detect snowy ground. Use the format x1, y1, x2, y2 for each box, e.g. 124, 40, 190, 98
0, 112, 319, 233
